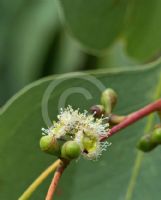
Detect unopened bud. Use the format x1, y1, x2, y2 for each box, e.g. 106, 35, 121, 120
61, 141, 81, 160
90, 105, 105, 117
137, 134, 157, 152
40, 135, 61, 156
101, 88, 118, 114
151, 126, 161, 144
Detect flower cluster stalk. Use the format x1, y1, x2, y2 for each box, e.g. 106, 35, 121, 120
45, 160, 69, 200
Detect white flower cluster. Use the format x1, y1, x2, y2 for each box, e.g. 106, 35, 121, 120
42, 106, 111, 160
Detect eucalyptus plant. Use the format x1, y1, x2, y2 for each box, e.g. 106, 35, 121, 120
1, 1, 161, 200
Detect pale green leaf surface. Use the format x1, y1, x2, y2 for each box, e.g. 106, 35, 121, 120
97, 41, 139, 69
59, 0, 161, 60
124, 0, 161, 61
59, 0, 128, 52
0, 61, 161, 199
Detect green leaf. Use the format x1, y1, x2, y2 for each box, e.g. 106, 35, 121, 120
97, 41, 139, 69
59, 0, 128, 52
124, 0, 161, 61
59, 0, 161, 60
0, 60, 161, 199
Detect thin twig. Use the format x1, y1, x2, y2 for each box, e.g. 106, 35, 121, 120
100, 99, 161, 141
18, 159, 62, 200
45, 160, 69, 200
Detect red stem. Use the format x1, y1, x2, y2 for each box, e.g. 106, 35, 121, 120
100, 99, 161, 141
45, 161, 69, 200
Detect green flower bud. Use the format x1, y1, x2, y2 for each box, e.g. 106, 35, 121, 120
101, 88, 118, 114
151, 127, 161, 144
61, 141, 81, 160
137, 134, 157, 152
90, 105, 105, 117
40, 135, 61, 156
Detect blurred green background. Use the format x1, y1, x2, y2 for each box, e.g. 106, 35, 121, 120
0, 0, 141, 107
1, 0, 161, 107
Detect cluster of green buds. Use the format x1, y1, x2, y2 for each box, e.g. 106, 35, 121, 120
90, 88, 118, 117
137, 125, 161, 152
40, 88, 119, 160
40, 136, 81, 160
40, 106, 110, 161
